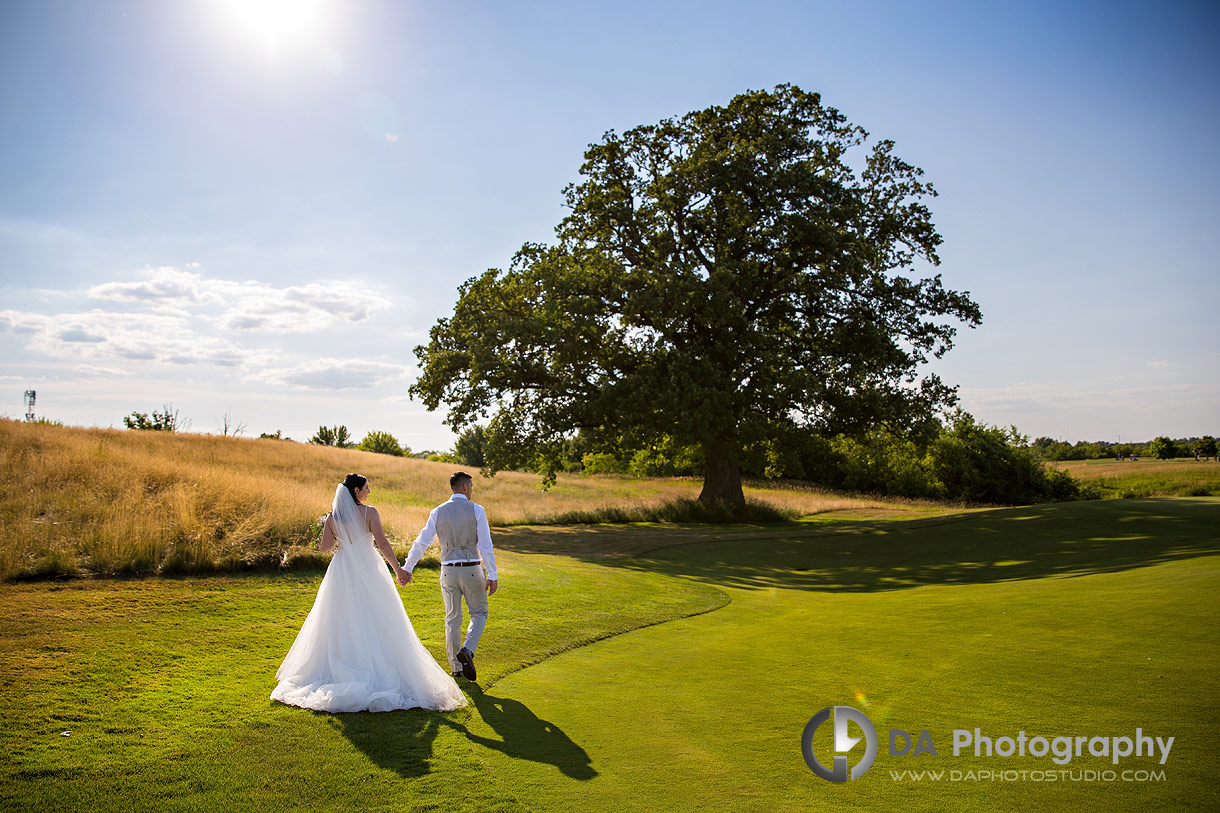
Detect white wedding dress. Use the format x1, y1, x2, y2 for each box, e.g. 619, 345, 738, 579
271, 486, 466, 713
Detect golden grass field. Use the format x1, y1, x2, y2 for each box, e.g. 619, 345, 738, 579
1051, 456, 1220, 498
0, 419, 939, 581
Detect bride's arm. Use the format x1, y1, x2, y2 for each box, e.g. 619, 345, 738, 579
367, 508, 408, 581
320, 515, 337, 553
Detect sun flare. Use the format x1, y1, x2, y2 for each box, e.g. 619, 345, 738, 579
220, 0, 330, 56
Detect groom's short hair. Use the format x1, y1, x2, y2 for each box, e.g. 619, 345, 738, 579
450, 471, 473, 490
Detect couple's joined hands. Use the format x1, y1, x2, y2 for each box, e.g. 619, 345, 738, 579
393, 567, 497, 594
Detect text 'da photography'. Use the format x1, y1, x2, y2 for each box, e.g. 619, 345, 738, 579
803, 706, 1175, 788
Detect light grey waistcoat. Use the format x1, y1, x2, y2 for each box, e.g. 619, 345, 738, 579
434, 498, 480, 561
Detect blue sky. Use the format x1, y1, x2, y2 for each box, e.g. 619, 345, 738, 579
1, 0, 1217, 449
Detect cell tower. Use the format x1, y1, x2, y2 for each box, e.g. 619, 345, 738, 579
24, 390, 36, 422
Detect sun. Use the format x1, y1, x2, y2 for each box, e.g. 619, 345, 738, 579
220, 0, 330, 56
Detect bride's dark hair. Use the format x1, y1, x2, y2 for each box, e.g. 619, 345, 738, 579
342, 473, 368, 504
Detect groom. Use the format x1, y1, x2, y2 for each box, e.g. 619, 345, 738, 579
403, 471, 499, 681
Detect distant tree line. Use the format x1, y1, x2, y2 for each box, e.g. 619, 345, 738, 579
1032, 435, 1217, 461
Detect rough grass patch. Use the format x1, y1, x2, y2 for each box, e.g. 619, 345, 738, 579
513, 497, 797, 525
1, 420, 937, 581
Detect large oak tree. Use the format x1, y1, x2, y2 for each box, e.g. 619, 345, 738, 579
411, 85, 981, 508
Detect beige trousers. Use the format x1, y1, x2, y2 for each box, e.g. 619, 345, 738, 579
439, 563, 489, 672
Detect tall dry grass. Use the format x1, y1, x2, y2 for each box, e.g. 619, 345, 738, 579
1, 419, 935, 580
1051, 458, 1220, 498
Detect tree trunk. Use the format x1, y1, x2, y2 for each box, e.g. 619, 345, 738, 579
698, 438, 745, 510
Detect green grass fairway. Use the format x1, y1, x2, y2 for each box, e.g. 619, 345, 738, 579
468, 499, 1220, 811
3, 499, 1218, 811
0, 553, 723, 812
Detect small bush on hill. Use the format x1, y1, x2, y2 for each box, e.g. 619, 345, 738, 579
358, 431, 407, 457
123, 405, 189, 432
309, 425, 354, 448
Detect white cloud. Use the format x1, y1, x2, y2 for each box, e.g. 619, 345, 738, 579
57, 327, 107, 343
0, 308, 261, 369
256, 358, 409, 390
0, 311, 41, 334
3, 264, 430, 435
87, 265, 390, 333
88, 266, 210, 309
214, 280, 387, 332
74, 364, 133, 377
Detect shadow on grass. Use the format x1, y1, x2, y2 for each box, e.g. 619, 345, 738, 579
331, 686, 596, 780
459, 683, 597, 779
497, 498, 1220, 593
332, 708, 450, 778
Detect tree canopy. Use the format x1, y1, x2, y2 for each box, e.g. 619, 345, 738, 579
1149, 436, 1178, 460
453, 424, 488, 467
357, 430, 407, 457
309, 425, 354, 448
412, 85, 981, 507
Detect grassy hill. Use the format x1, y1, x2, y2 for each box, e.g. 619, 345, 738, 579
0, 419, 942, 581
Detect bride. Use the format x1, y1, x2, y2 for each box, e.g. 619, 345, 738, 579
271, 474, 466, 713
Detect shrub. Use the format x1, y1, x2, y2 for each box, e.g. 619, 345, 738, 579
309, 425, 354, 448
123, 405, 189, 432
926, 414, 1067, 505
628, 436, 702, 478
581, 452, 627, 475
830, 432, 937, 498
357, 431, 407, 457
1043, 466, 1082, 501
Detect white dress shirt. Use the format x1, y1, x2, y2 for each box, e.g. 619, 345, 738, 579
403, 493, 497, 580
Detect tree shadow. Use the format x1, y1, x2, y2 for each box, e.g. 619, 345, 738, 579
457, 683, 598, 780
497, 499, 1220, 593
